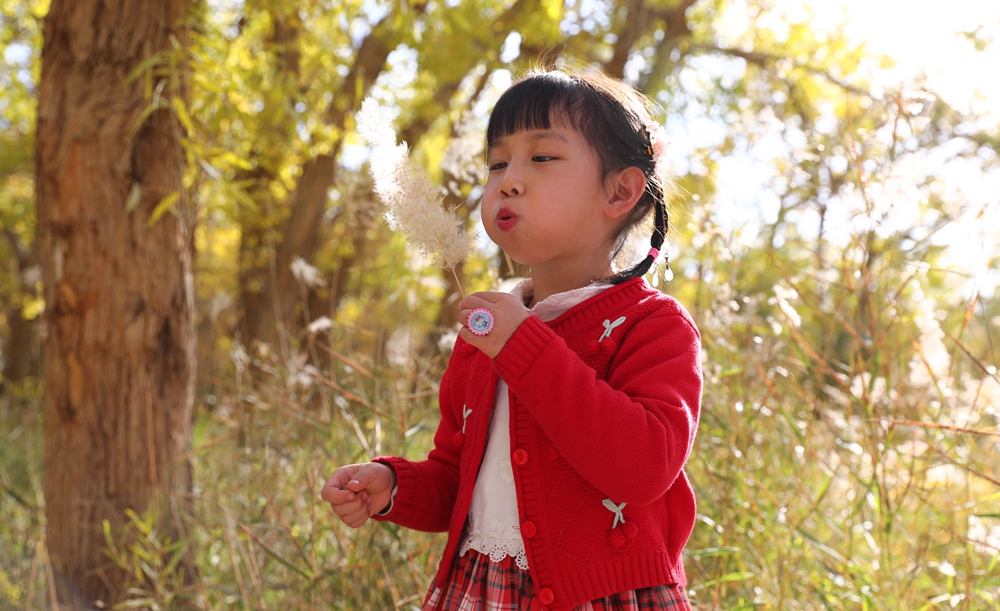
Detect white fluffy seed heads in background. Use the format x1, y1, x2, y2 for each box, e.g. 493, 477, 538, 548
356, 98, 475, 272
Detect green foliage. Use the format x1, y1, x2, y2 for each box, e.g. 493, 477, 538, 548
0, 386, 43, 610
185, 321, 450, 610
675, 208, 1000, 607
102, 510, 193, 611
0, 0, 41, 346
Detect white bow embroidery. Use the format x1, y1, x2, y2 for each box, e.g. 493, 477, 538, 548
461, 406, 472, 434
602, 498, 627, 529
599, 317, 626, 342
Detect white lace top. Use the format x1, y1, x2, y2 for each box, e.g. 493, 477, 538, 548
458, 279, 611, 570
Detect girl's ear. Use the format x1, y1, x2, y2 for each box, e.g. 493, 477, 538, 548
604, 167, 647, 219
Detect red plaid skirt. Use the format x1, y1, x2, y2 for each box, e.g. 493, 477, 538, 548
423, 550, 692, 611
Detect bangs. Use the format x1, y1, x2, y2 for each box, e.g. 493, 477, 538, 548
486, 72, 582, 149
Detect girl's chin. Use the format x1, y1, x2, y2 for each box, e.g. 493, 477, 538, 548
493, 246, 531, 268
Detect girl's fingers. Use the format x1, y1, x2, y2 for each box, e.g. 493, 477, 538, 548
457, 309, 472, 327
458, 296, 487, 312
459, 291, 511, 310
457, 327, 476, 345
468, 291, 505, 303
331, 497, 364, 517
321, 464, 362, 503
321, 487, 356, 504
334, 505, 367, 528
337, 497, 374, 527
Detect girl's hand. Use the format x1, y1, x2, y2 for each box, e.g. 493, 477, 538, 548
321, 462, 396, 528
458, 292, 529, 359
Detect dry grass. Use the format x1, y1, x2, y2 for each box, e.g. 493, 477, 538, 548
1, 221, 998, 611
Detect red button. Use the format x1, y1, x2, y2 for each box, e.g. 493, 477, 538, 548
538, 588, 554, 605
547, 446, 559, 461
512, 449, 529, 466
521, 520, 537, 537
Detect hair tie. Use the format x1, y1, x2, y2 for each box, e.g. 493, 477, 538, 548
647, 248, 659, 260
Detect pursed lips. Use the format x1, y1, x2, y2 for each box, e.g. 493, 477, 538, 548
496, 206, 517, 232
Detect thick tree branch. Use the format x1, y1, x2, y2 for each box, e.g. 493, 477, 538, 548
691, 42, 871, 96
606, 0, 654, 79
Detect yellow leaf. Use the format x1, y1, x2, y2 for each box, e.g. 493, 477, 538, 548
124, 181, 142, 212
171, 96, 195, 136
147, 192, 180, 227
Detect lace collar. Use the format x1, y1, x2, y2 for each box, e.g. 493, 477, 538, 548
508, 279, 612, 323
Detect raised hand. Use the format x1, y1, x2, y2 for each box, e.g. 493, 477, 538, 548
458, 292, 530, 359
321, 462, 396, 528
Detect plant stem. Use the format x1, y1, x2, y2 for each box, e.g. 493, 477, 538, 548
450, 267, 466, 299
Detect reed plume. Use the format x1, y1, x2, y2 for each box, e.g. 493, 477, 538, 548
356, 98, 475, 290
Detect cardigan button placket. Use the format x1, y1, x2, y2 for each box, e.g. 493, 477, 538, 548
538, 588, 555, 605
521, 520, 537, 538
546, 446, 559, 461
512, 448, 529, 466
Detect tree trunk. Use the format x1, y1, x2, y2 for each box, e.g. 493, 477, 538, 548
35, 0, 196, 607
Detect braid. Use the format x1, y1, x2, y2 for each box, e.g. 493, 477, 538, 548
607, 154, 670, 284
608, 196, 667, 283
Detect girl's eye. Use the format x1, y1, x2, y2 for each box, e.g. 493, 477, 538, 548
489, 161, 507, 171
533, 155, 554, 162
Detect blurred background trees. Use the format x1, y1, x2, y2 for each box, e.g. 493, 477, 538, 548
1, 0, 998, 609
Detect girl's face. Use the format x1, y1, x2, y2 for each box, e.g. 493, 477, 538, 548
482, 117, 621, 277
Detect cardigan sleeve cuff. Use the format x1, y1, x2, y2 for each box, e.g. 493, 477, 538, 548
493, 315, 557, 385
374, 484, 398, 516
370, 456, 402, 521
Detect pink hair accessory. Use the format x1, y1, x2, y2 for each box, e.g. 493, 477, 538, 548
643, 121, 670, 180
647, 248, 660, 260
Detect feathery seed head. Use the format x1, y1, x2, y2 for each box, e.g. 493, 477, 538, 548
356, 98, 475, 271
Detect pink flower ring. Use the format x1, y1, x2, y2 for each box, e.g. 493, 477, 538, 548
467, 308, 495, 336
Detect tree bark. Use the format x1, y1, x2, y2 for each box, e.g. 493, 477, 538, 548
35, 0, 196, 607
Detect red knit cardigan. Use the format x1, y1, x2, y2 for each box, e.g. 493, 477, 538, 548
374, 278, 702, 611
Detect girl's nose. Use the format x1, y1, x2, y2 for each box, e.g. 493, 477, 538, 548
499, 165, 525, 198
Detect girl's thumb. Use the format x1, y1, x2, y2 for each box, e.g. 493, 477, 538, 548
347, 465, 376, 492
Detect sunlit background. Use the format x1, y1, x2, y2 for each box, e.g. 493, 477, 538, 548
1, 0, 999, 609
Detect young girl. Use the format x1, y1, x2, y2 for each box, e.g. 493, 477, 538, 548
323, 70, 702, 611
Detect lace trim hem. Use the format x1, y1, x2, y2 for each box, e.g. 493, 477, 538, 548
458, 529, 529, 571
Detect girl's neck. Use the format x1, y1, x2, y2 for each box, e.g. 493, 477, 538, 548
526, 259, 614, 308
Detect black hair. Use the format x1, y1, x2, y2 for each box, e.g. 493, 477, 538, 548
486, 69, 670, 284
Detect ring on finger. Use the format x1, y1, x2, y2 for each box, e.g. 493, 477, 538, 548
467, 308, 495, 336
